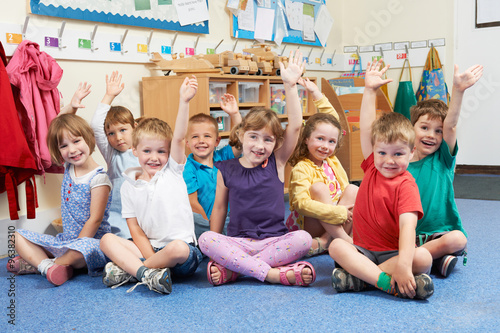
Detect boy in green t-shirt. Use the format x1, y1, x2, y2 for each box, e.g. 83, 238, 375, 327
407, 64, 483, 277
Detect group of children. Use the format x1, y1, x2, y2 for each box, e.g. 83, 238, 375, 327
6, 49, 483, 299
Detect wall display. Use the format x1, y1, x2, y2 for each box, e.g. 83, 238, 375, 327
476, 0, 500, 28
231, 0, 329, 46
29, 0, 209, 34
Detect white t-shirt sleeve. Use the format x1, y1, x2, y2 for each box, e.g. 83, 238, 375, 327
120, 181, 136, 219
91, 103, 113, 164
90, 173, 112, 191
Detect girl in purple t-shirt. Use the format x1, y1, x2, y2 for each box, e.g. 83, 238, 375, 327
198, 50, 315, 287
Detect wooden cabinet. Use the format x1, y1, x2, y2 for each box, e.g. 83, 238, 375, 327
141, 73, 317, 135
321, 77, 392, 181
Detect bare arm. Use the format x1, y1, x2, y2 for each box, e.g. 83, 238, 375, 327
360, 60, 392, 159
101, 71, 125, 105
209, 171, 229, 233
127, 217, 155, 259
220, 93, 243, 157
391, 212, 418, 298
444, 64, 483, 153
171, 75, 198, 164
188, 192, 209, 220
275, 50, 306, 169
77, 185, 110, 238
59, 82, 92, 115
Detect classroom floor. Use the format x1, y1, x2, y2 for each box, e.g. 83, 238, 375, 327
1, 176, 499, 332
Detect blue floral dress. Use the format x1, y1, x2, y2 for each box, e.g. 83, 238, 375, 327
17, 164, 112, 276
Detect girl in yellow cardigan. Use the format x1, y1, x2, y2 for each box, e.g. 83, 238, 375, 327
287, 78, 358, 256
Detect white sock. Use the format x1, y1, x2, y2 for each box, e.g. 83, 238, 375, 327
38, 258, 55, 276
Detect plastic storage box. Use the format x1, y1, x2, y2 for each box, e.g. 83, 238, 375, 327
238, 82, 263, 103
297, 85, 308, 113
209, 82, 230, 104
210, 110, 230, 132
270, 84, 286, 114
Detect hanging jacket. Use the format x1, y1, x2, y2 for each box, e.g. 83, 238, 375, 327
0, 41, 38, 220
6, 40, 63, 175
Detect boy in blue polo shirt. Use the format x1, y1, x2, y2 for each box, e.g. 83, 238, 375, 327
184, 94, 242, 239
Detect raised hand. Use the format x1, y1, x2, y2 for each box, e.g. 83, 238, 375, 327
364, 59, 392, 91
70, 82, 91, 109
220, 93, 238, 115
280, 50, 306, 86
453, 64, 483, 93
105, 71, 125, 98
180, 75, 198, 103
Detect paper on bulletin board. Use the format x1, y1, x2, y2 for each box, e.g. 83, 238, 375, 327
174, 0, 209, 26
285, 0, 303, 31
254, 7, 275, 41
314, 5, 333, 46
302, 4, 315, 42
238, 0, 255, 31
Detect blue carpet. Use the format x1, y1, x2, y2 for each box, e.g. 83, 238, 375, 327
2, 198, 499, 332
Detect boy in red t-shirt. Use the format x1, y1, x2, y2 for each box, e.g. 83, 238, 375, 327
328, 60, 434, 300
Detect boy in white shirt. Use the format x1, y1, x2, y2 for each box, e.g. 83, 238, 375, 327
100, 76, 199, 294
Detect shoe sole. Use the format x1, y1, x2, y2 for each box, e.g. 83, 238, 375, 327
158, 268, 172, 294
441, 256, 458, 277
47, 264, 73, 286
414, 274, 434, 300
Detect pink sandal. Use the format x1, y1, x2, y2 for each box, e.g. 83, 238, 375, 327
6, 256, 38, 275
207, 260, 238, 286
278, 261, 316, 286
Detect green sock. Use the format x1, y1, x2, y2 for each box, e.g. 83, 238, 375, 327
376, 272, 392, 292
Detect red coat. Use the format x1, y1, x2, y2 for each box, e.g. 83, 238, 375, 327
0, 41, 38, 220
6, 40, 63, 174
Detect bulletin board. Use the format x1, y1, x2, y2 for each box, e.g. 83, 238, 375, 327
29, 0, 209, 34
231, 0, 328, 46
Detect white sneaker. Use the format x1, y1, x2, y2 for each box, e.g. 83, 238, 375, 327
127, 268, 172, 294
102, 262, 137, 289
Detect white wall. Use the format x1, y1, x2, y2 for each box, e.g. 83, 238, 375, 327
0, 1, 498, 236
455, 0, 500, 166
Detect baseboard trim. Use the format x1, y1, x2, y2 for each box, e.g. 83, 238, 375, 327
456, 165, 500, 175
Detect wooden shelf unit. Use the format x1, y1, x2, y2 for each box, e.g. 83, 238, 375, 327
321, 77, 392, 181
141, 73, 317, 134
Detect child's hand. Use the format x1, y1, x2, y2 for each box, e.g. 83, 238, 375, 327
70, 82, 92, 110
280, 50, 306, 86
220, 93, 238, 115
453, 64, 483, 93
364, 60, 392, 91
180, 75, 198, 103
391, 265, 416, 298
298, 77, 322, 100
105, 71, 125, 98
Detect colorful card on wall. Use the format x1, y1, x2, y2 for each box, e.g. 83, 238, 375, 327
135, 0, 152, 11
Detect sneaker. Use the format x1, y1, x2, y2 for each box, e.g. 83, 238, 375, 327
46, 263, 73, 286
7, 256, 38, 275
394, 273, 434, 300
127, 268, 172, 294
331, 268, 366, 292
102, 262, 137, 289
437, 255, 458, 277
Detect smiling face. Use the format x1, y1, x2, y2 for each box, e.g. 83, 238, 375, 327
186, 121, 220, 162
239, 126, 276, 168
133, 136, 170, 181
373, 139, 414, 179
58, 130, 91, 168
413, 114, 443, 160
305, 122, 340, 167
106, 122, 134, 152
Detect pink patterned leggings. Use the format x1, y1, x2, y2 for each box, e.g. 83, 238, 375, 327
198, 230, 312, 281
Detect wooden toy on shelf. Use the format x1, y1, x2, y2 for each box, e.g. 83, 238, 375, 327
150, 52, 220, 75
243, 43, 290, 76
321, 77, 392, 181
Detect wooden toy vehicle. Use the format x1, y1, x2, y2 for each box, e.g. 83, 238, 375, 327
196, 51, 252, 75
253, 55, 273, 75
150, 52, 220, 75
243, 43, 292, 76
